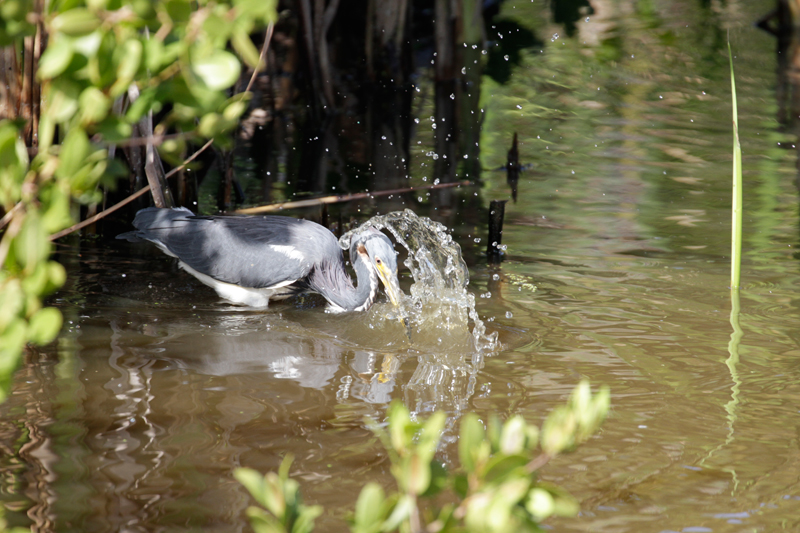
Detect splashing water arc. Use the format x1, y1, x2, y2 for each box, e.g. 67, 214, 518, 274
341, 209, 499, 353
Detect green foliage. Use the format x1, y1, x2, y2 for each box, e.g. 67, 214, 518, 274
236, 381, 610, 533
234, 457, 323, 533
0, 0, 277, 402
728, 40, 742, 290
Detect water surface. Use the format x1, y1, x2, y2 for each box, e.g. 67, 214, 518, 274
3, 1, 800, 532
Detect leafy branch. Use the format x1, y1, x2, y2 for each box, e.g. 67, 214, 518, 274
237, 380, 610, 533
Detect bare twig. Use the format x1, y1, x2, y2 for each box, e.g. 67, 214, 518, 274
525, 453, 552, 474
244, 23, 275, 94
0, 202, 24, 230
233, 180, 472, 215
50, 139, 214, 241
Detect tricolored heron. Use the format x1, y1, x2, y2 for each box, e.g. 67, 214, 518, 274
118, 207, 403, 312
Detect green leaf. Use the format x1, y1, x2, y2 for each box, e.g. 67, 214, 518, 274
499, 415, 528, 455
20, 261, 48, 296
452, 473, 469, 499
406, 453, 431, 495
144, 37, 165, 72
234, 467, 266, 503
110, 38, 143, 97
192, 50, 241, 90
40, 184, 72, 233
164, 0, 192, 23
537, 482, 579, 518
55, 127, 91, 180
486, 479, 530, 532
78, 87, 111, 125
232, 28, 262, 68
94, 116, 133, 143
261, 472, 287, 518
482, 454, 529, 485
421, 459, 448, 498
37, 41, 74, 79
11, 212, 50, 273
245, 507, 284, 533
354, 483, 385, 532
540, 406, 576, 456
27, 307, 62, 345
44, 261, 67, 295
46, 79, 81, 123
459, 413, 485, 474
50, 8, 100, 36
0, 318, 26, 401
125, 86, 159, 122
387, 401, 412, 454
381, 494, 414, 532
0, 121, 28, 206
0, 279, 24, 331
158, 136, 186, 166
292, 504, 323, 533
525, 488, 554, 521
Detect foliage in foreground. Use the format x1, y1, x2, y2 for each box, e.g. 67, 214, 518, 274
235, 380, 610, 533
0, 0, 276, 401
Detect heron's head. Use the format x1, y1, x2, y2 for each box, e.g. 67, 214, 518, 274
353, 229, 402, 306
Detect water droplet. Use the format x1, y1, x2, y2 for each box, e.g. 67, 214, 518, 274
505, 311, 513, 318
504, 54, 509, 61
474, 237, 481, 243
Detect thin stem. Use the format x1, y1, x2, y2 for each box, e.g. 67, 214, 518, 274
728, 39, 743, 289
50, 139, 214, 241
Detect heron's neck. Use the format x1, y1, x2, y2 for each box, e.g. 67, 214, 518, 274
315, 256, 377, 312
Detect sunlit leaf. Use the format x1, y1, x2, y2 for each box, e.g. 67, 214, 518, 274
499, 415, 527, 455
525, 488, 554, 521
27, 307, 62, 345
234, 467, 267, 504
482, 454, 528, 485
540, 406, 576, 456
37, 41, 74, 79
459, 413, 485, 473
354, 483, 385, 531
12, 212, 50, 273
192, 50, 241, 90
50, 8, 100, 36
55, 127, 91, 180
0, 280, 24, 330
407, 453, 431, 495
110, 38, 143, 97
381, 494, 414, 532
78, 87, 111, 125
231, 28, 261, 68
46, 79, 81, 123
293, 504, 323, 533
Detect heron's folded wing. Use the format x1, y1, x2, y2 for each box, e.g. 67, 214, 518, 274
131, 211, 342, 289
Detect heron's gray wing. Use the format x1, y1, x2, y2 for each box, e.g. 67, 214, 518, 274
120, 208, 343, 289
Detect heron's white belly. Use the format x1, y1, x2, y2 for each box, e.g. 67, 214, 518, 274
179, 262, 296, 308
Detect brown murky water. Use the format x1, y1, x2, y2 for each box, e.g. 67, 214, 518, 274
4, 1, 800, 532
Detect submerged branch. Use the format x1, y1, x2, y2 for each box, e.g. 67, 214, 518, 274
233, 180, 473, 215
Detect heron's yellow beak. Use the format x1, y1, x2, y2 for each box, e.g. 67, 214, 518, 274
376, 264, 402, 307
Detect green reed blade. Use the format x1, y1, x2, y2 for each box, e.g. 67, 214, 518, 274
729, 40, 742, 290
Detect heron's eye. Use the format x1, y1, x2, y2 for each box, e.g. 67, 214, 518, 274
376, 258, 382, 265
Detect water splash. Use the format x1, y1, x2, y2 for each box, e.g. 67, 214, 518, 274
341, 209, 499, 355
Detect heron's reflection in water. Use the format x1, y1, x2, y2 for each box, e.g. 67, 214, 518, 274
131, 304, 485, 413
145, 312, 400, 404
